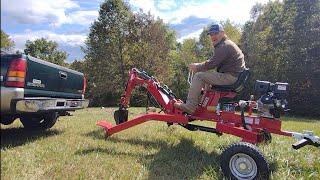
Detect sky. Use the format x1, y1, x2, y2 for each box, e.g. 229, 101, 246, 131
1, 0, 272, 62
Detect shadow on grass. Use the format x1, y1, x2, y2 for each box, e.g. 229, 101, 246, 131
83, 129, 106, 140
82, 129, 279, 179
76, 135, 225, 179
145, 138, 223, 180
1, 127, 62, 150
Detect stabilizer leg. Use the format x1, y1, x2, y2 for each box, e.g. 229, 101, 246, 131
97, 113, 188, 137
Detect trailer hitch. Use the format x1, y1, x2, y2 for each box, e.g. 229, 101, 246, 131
292, 131, 320, 149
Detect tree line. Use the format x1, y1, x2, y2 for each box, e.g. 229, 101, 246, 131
1, 0, 319, 117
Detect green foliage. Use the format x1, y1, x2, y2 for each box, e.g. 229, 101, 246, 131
167, 49, 189, 99
221, 20, 242, 44
1, 30, 14, 50
241, 0, 320, 117
24, 38, 68, 66
198, 30, 213, 59
284, 0, 320, 116
83, 0, 176, 106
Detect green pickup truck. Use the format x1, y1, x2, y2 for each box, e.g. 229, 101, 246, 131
1, 52, 89, 130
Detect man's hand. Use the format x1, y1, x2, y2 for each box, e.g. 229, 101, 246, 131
189, 63, 201, 72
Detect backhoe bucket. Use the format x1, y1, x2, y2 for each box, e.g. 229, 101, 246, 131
114, 109, 128, 125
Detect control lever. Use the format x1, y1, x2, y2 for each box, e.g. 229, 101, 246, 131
188, 71, 194, 86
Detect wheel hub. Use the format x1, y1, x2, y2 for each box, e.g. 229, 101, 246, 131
229, 153, 257, 179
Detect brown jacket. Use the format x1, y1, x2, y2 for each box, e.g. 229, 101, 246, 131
197, 37, 246, 76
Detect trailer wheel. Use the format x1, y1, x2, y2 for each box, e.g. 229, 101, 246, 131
220, 142, 270, 180
20, 112, 58, 130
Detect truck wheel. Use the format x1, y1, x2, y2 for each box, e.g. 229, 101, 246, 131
20, 112, 58, 130
220, 142, 270, 180
1, 115, 16, 125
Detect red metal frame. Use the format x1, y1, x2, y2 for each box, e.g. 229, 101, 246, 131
97, 68, 293, 144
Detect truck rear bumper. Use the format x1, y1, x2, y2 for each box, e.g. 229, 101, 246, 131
15, 98, 89, 113
1, 87, 24, 113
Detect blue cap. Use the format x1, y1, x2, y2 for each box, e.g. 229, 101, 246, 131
207, 23, 224, 35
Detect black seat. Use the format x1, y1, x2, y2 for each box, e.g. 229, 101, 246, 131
212, 69, 250, 93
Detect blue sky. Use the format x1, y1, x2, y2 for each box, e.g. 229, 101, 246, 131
1, 0, 271, 62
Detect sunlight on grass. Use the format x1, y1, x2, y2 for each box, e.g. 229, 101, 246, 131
1, 108, 319, 179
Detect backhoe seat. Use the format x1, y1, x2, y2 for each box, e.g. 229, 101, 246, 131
212, 69, 250, 93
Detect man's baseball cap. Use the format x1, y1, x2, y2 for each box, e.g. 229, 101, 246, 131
207, 23, 224, 35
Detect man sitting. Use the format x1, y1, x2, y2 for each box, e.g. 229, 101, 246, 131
174, 23, 247, 114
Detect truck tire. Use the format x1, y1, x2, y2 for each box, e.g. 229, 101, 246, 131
1, 115, 16, 125
20, 112, 59, 130
220, 142, 270, 180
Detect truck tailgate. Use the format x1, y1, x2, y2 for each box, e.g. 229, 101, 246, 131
25, 56, 84, 99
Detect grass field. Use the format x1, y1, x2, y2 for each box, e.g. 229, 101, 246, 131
1, 107, 319, 180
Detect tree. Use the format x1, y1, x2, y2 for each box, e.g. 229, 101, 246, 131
83, 0, 135, 106
1, 30, 14, 50
240, 1, 284, 100
241, 0, 320, 117
83, 0, 176, 106
198, 30, 213, 59
284, 0, 320, 116
24, 38, 67, 66
221, 20, 242, 44
167, 39, 199, 100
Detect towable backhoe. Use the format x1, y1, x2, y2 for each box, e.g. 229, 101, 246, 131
97, 68, 319, 179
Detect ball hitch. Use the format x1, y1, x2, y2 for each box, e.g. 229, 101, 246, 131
292, 131, 320, 149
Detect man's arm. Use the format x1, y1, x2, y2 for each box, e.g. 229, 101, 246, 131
196, 46, 229, 72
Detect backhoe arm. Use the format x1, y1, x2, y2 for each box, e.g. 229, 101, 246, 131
119, 68, 178, 113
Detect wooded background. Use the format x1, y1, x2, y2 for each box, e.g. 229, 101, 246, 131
1, 0, 319, 117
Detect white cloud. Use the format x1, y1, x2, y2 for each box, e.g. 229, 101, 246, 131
1, 0, 77, 26
65, 10, 99, 26
1, 0, 98, 26
177, 28, 203, 43
156, 0, 177, 11
9, 30, 87, 61
130, 0, 276, 41
10, 30, 86, 52
130, 0, 275, 24
129, 0, 158, 14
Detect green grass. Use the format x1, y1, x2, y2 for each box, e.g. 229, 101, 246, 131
1, 108, 319, 180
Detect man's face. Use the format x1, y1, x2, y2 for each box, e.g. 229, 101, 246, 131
209, 31, 224, 45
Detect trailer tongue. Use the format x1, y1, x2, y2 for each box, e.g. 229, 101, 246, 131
97, 68, 319, 179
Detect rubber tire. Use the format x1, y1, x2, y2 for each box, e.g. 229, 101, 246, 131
20, 112, 58, 130
220, 142, 270, 180
1, 115, 16, 125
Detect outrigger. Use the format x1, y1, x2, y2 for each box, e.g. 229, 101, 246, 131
97, 68, 319, 179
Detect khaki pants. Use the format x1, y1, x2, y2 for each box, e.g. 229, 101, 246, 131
185, 71, 238, 110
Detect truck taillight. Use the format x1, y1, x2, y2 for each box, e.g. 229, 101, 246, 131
5, 58, 27, 88
83, 76, 87, 95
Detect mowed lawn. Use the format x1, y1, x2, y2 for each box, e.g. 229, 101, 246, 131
1, 107, 319, 180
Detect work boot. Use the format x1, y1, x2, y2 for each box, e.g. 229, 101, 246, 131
174, 102, 196, 114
